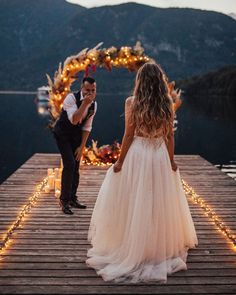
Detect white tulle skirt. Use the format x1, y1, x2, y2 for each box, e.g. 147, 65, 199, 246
86, 136, 198, 283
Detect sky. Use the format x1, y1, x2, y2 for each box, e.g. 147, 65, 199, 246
67, 0, 236, 14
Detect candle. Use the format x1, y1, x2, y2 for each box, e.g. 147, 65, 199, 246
44, 185, 50, 193
55, 189, 61, 198
60, 158, 63, 168
54, 168, 59, 179
54, 179, 61, 191
47, 168, 53, 177
59, 168, 63, 178
48, 175, 55, 190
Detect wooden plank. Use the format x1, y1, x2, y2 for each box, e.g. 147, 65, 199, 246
0, 276, 236, 285
2, 269, 236, 277
0, 153, 235, 295
0, 285, 236, 294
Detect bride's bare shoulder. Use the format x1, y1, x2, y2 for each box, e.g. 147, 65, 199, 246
125, 96, 135, 106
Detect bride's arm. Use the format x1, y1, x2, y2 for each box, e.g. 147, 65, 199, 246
113, 97, 135, 173
166, 109, 178, 171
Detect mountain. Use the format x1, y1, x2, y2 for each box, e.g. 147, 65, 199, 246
0, 0, 85, 57
178, 66, 236, 118
0, 1, 236, 92
0, 0, 85, 88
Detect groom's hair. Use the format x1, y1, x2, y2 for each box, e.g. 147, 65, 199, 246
82, 77, 96, 84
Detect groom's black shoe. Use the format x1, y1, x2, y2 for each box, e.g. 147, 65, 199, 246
60, 201, 74, 215
70, 198, 87, 209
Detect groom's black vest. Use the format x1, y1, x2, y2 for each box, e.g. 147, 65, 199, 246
53, 91, 95, 144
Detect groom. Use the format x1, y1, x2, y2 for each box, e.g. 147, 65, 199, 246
53, 77, 97, 215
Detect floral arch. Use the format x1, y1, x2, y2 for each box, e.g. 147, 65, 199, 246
47, 42, 151, 120
46, 42, 182, 165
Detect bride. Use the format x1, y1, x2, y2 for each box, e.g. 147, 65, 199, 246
86, 62, 198, 283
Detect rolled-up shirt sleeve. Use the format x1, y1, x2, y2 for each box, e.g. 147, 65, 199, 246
82, 101, 97, 132
63, 93, 77, 124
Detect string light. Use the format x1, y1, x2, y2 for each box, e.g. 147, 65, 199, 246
1, 165, 235, 260
0, 177, 48, 256
182, 179, 236, 251
82, 145, 236, 250
82, 144, 235, 250
47, 42, 150, 120
81, 160, 112, 166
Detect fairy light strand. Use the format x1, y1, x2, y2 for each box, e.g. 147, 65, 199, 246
182, 179, 236, 251
47, 42, 150, 120
0, 176, 48, 255
1, 170, 235, 257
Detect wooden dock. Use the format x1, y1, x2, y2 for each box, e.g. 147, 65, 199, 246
0, 153, 236, 294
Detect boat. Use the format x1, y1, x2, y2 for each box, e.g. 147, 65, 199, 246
36, 86, 50, 101
35, 86, 50, 116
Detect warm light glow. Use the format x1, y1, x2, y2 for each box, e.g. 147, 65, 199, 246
182, 180, 236, 251
3, 156, 234, 261
0, 177, 48, 256
37, 106, 46, 115
46, 42, 150, 120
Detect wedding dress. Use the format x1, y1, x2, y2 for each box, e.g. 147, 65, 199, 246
86, 136, 198, 283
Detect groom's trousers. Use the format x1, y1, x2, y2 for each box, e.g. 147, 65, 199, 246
54, 133, 80, 204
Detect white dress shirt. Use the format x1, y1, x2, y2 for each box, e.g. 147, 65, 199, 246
63, 92, 97, 132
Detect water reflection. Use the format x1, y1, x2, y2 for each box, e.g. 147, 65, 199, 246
175, 99, 236, 164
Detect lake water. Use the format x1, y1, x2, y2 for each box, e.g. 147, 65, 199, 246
0, 93, 235, 183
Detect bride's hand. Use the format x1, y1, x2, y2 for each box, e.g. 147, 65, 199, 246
113, 160, 123, 173
171, 160, 178, 171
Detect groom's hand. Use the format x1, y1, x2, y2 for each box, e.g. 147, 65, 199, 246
83, 92, 96, 105
75, 146, 83, 161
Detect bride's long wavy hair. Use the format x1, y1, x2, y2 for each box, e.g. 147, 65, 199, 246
131, 62, 173, 139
